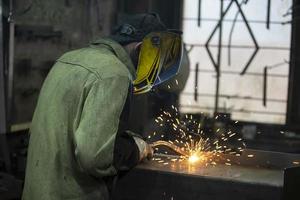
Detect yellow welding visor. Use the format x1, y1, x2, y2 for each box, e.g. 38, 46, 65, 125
133, 31, 183, 94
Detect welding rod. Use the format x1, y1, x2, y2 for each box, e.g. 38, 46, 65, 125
151, 141, 189, 157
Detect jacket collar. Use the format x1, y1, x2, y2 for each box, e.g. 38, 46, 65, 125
90, 38, 136, 80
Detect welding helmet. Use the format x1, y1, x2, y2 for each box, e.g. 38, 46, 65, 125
133, 31, 183, 94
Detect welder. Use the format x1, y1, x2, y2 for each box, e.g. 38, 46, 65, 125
22, 13, 183, 200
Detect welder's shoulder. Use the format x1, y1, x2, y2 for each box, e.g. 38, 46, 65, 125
57, 47, 131, 79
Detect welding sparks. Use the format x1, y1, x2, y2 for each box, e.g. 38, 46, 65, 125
188, 154, 200, 163
149, 106, 246, 167
293, 161, 300, 165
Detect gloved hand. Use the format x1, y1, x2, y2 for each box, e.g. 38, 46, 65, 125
132, 136, 154, 162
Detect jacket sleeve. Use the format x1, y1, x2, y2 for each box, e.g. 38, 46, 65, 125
74, 76, 138, 178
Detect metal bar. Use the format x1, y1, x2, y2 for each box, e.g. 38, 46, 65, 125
214, 0, 224, 114
0, 0, 7, 134
205, 0, 234, 72
189, 69, 288, 78
286, 0, 300, 127
266, 0, 271, 29
228, 0, 248, 66
187, 43, 289, 50
7, 0, 15, 125
197, 0, 202, 27
232, 0, 260, 75
217, 0, 224, 74
0, 0, 12, 173
185, 44, 194, 53
228, 1, 248, 66
179, 105, 286, 116
228, 10, 239, 66
183, 17, 285, 25
262, 61, 287, 107
194, 63, 199, 101
181, 92, 287, 103
240, 48, 259, 75
268, 60, 289, 69
205, 46, 217, 71
263, 67, 268, 107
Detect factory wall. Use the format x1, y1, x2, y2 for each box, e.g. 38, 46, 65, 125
6, 0, 117, 130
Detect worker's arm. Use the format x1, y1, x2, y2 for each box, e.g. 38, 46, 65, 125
74, 76, 147, 178
114, 129, 153, 170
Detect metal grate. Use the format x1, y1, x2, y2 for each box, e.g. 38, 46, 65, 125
180, 0, 292, 124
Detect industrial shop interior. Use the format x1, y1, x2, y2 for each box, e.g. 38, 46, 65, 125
0, 0, 300, 200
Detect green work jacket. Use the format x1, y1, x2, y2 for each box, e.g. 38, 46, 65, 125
22, 38, 137, 200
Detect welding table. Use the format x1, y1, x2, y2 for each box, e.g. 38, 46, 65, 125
113, 149, 300, 200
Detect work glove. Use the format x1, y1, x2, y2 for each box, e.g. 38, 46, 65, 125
132, 136, 154, 162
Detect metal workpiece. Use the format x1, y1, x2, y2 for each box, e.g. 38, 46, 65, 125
114, 149, 300, 200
